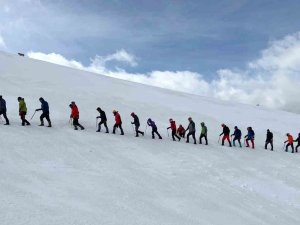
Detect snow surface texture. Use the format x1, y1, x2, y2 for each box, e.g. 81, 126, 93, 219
0, 52, 300, 225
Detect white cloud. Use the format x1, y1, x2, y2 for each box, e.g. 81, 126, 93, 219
0, 34, 7, 50
27, 32, 300, 113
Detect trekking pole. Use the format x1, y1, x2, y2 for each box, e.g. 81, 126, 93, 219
69, 118, 73, 127
144, 124, 148, 134
96, 118, 98, 128
218, 136, 220, 143
0, 115, 3, 123
282, 143, 286, 151
30, 111, 37, 120
131, 123, 135, 133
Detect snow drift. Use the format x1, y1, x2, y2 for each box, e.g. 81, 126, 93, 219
0, 52, 300, 225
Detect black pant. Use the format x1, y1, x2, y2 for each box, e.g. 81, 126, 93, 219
171, 130, 180, 141
199, 134, 208, 145
40, 112, 51, 125
113, 122, 124, 135
179, 132, 185, 138
286, 143, 294, 152
187, 131, 196, 144
73, 118, 84, 129
233, 137, 241, 147
0, 111, 9, 124
296, 144, 300, 152
135, 124, 144, 137
152, 127, 162, 139
98, 120, 109, 132
265, 140, 273, 150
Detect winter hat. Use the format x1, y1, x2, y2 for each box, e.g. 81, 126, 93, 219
267, 129, 270, 132
0, 95, 2, 99
39, 97, 44, 101
96, 107, 101, 111
17, 97, 22, 101
234, 126, 238, 129
201, 122, 205, 125
188, 117, 192, 120
169, 118, 173, 122
131, 112, 135, 116
112, 110, 117, 113
147, 118, 152, 122
221, 124, 225, 127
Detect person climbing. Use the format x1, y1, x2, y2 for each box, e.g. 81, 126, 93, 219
35, 97, 51, 127
265, 129, 273, 150
177, 124, 186, 138
0, 95, 9, 125
294, 133, 300, 153
17, 97, 30, 126
69, 101, 84, 130
167, 118, 181, 141
147, 118, 162, 139
219, 124, 232, 147
112, 110, 124, 135
244, 127, 255, 149
131, 112, 144, 137
96, 107, 109, 133
284, 133, 294, 153
185, 117, 196, 144
231, 126, 242, 147
199, 122, 208, 145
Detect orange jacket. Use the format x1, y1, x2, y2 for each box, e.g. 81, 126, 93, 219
287, 134, 294, 144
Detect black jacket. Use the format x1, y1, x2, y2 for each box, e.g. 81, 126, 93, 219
132, 114, 140, 126
266, 131, 273, 142
98, 110, 107, 121
221, 126, 230, 136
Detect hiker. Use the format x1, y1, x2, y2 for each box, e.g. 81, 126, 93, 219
167, 118, 181, 141
177, 124, 186, 138
185, 117, 196, 144
131, 112, 144, 137
112, 110, 124, 135
18, 97, 30, 126
265, 129, 273, 150
0, 95, 9, 125
244, 127, 255, 149
219, 124, 231, 147
231, 126, 242, 147
35, 97, 51, 127
147, 118, 162, 139
69, 101, 84, 130
199, 122, 208, 145
294, 133, 300, 153
96, 107, 109, 133
284, 133, 294, 153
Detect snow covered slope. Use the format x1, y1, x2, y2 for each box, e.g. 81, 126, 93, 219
0, 52, 300, 225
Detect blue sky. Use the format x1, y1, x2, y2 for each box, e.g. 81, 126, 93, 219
1, 0, 300, 113
1, 0, 300, 76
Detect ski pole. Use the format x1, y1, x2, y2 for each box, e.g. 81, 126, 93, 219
96, 118, 98, 128
283, 143, 286, 151
144, 124, 148, 134
131, 123, 135, 133
69, 118, 73, 127
30, 111, 37, 120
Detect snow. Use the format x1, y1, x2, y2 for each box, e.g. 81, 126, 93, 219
0, 52, 300, 225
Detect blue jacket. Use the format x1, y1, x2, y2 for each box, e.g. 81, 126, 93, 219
246, 130, 255, 139
0, 99, 6, 112
40, 100, 49, 113
147, 119, 157, 129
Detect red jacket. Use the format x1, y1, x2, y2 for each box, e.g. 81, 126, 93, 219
177, 125, 185, 134
170, 121, 176, 131
115, 112, 121, 125
71, 105, 79, 119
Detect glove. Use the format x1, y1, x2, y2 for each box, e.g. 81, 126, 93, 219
70, 115, 72, 118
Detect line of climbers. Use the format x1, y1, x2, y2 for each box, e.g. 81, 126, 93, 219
0, 95, 299, 153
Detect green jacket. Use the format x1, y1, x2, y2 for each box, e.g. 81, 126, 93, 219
201, 125, 207, 135
19, 99, 27, 113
